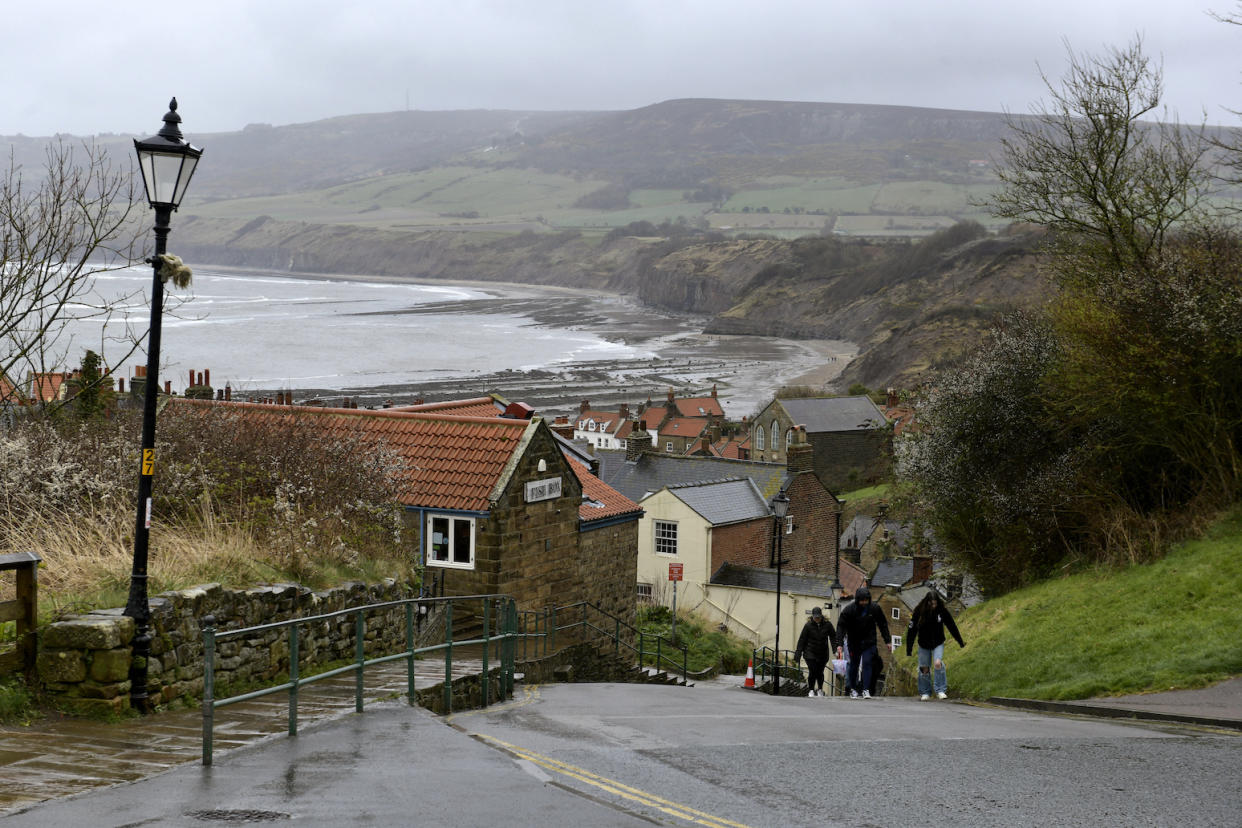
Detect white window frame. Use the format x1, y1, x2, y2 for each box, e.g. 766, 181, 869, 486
892, 635, 902, 648
784, 515, 794, 535
665, 441, 673, 451
891, 607, 901, 620
756, 425, 765, 451
771, 420, 779, 452
636, 582, 654, 602
426, 514, 476, 570
654, 520, 678, 556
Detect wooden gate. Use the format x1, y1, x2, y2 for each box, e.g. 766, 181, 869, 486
0, 551, 40, 676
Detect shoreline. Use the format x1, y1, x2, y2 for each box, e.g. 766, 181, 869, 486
195, 264, 857, 417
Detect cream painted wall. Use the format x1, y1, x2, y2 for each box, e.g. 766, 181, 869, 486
698, 583, 835, 651
636, 489, 713, 611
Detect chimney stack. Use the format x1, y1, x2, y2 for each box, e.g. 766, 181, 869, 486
913, 554, 933, 584
580, 399, 590, 416
625, 420, 653, 461
886, 387, 899, 408
619, 403, 629, 421
711, 384, 717, 399
225, 385, 232, 402
164, 380, 171, 395
786, 425, 814, 474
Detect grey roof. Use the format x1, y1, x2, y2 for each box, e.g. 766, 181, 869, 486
872, 556, 945, 589
711, 562, 837, 596
665, 478, 771, 526
778, 396, 886, 433
839, 515, 945, 557
595, 449, 787, 505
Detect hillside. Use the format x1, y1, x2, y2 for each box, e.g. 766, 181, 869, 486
946, 508, 1242, 700
8, 98, 1054, 388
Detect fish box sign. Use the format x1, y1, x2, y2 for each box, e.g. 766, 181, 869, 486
524, 476, 563, 503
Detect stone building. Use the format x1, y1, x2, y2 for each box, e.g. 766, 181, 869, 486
170, 399, 643, 623
749, 395, 892, 491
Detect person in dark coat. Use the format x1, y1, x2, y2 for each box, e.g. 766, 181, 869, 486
794, 606, 837, 697
835, 586, 891, 699
905, 590, 965, 700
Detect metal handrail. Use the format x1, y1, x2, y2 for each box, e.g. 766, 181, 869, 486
201, 594, 538, 765
751, 645, 810, 695
551, 600, 688, 684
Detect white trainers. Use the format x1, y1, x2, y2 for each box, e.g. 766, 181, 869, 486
849, 690, 859, 698
937, 692, 948, 700
808, 690, 816, 697
920, 694, 930, 701
861, 690, 872, 699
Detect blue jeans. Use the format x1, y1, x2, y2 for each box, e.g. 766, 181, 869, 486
848, 644, 879, 694
917, 644, 946, 695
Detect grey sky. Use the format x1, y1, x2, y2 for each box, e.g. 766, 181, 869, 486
5, 0, 1241, 137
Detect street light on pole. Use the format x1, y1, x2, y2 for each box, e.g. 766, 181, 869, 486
124, 98, 202, 713
770, 489, 789, 696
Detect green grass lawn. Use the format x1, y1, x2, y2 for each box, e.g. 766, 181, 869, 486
935, 508, 1242, 700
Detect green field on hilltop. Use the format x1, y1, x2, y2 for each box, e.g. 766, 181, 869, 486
929, 508, 1242, 701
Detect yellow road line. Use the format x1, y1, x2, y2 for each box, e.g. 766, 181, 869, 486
475, 733, 752, 828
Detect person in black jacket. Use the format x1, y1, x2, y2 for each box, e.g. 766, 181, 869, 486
834, 586, 891, 699
905, 590, 965, 700
794, 607, 837, 697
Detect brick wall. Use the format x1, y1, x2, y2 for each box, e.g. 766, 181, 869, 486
711, 518, 771, 573
809, 430, 892, 491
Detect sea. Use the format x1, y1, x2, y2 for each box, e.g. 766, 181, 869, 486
63, 266, 852, 417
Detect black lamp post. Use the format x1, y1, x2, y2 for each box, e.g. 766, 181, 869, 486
124, 98, 202, 713
770, 489, 789, 696
832, 499, 844, 610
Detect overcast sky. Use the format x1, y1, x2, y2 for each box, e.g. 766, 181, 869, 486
5, 1, 1241, 137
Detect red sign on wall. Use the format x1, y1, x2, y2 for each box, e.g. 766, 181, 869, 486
668, 563, 684, 581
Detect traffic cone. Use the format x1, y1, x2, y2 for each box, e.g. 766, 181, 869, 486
744, 658, 755, 688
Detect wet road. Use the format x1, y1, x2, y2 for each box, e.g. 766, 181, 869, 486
4, 680, 1239, 827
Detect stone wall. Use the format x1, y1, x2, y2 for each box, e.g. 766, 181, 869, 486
37, 579, 414, 715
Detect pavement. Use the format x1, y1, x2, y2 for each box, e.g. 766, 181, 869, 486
0, 667, 1239, 822
985, 675, 1242, 731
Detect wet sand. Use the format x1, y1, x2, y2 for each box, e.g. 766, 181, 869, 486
226, 267, 857, 419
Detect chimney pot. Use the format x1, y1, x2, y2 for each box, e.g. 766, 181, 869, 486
118, 377, 125, 393
189, 369, 195, 388
164, 380, 171, 394
204, 369, 210, 387
225, 385, 231, 401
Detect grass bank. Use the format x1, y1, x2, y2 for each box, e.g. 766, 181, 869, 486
939, 507, 1242, 700
636, 605, 752, 674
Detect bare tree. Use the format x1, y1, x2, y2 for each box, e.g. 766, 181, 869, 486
1, 140, 144, 405
986, 37, 1214, 282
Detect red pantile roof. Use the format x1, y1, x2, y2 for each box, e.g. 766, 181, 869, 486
638, 406, 667, 427
170, 399, 533, 511
841, 559, 868, 596
710, 437, 747, 459
0, 372, 24, 405
393, 396, 505, 418
673, 396, 724, 418
29, 372, 72, 403
658, 417, 708, 438
566, 456, 642, 523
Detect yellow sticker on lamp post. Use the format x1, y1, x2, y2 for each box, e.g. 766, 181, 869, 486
142, 449, 155, 476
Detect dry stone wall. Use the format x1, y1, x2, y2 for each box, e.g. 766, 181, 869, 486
37, 579, 414, 715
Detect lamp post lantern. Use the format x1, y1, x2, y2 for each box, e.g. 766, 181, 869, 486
124, 98, 202, 713
770, 489, 789, 696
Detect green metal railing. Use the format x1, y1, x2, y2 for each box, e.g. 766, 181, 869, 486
201, 594, 530, 765
553, 601, 688, 684
201, 597, 685, 765
751, 646, 810, 695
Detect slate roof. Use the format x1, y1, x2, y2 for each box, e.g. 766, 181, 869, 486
872, 556, 945, 589
777, 395, 887, 433
663, 478, 770, 526
566, 456, 643, 524
710, 563, 838, 597
594, 449, 787, 504
170, 399, 534, 512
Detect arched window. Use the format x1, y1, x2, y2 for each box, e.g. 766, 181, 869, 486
786, 428, 793, 447
771, 420, 780, 453
756, 425, 765, 451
